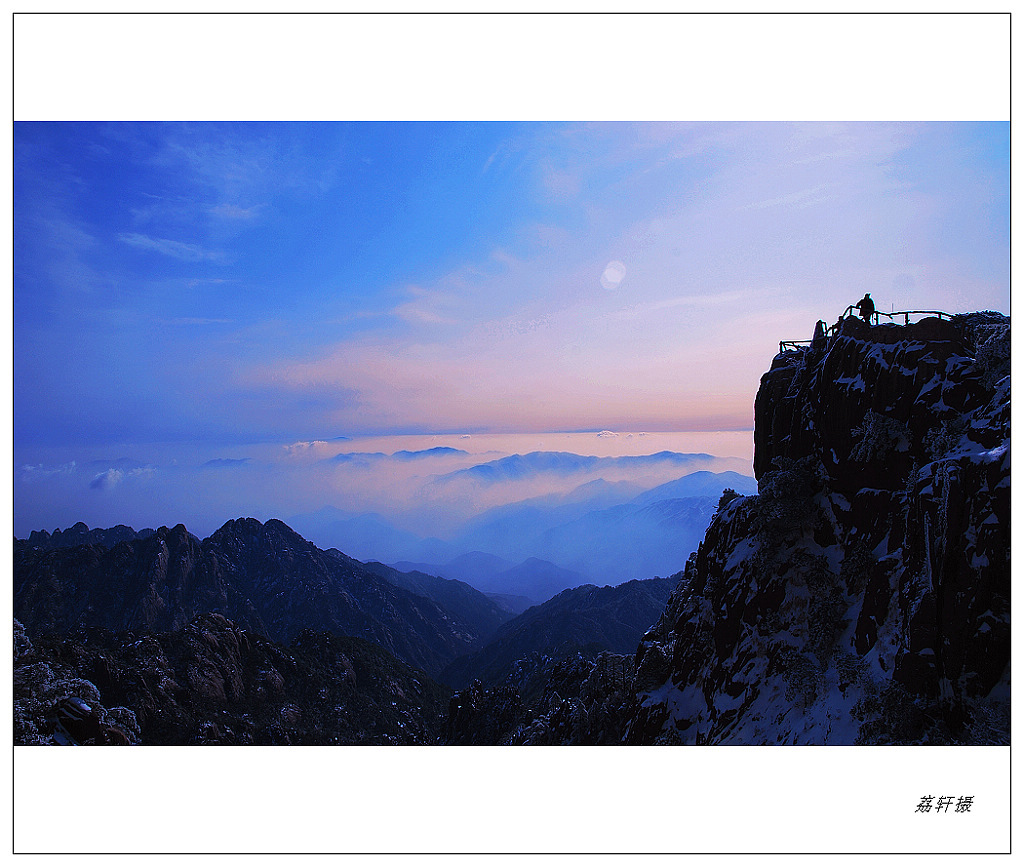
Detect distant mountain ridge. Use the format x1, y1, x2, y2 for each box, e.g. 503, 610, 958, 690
630, 470, 758, 505
431, 449, 720, 487
329, 446, 469, 466
440, 577, 676, 689
15, 518, 497, 681
389, 552, 589, 605
25, 521, 157, 550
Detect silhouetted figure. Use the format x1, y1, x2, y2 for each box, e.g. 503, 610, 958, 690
812, 319, 826, 349
855, 293, 875, 324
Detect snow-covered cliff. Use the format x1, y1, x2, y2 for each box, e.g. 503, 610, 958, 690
626, 312, 1009, 744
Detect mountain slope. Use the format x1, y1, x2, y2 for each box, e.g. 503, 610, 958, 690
630, 470, 758, 505
431, 450, 720, 488
440, 577, 676, 689
359, 560, 513, 642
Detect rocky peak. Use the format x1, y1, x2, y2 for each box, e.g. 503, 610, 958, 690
754, 312, 1009, 490
207, 517, 314, 558
627, 311, 1009, 744
25, 522, 154, 551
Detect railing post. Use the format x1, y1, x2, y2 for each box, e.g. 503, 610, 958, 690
778, 309, 952, 356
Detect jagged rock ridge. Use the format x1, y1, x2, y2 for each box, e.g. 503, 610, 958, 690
26, 521, 156, 550
626, 312, 1009, 744
14, 518, 498, 681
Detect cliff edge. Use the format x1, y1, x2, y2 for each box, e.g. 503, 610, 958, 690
626, 312, 1009, 744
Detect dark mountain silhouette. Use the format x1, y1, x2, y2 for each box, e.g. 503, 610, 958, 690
445, 650, 637, 745
24, 521, 156, 550
439, 577, 676, 689
15, 518, 491, 681
358, 559, 513, 642
389, 552, 587, 604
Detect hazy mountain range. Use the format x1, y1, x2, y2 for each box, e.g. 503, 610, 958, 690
288, 467, 757, 595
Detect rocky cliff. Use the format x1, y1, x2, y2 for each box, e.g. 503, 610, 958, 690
626, 312, 1009, 744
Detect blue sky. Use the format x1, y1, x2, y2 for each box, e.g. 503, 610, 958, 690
14, 121, 1009, 455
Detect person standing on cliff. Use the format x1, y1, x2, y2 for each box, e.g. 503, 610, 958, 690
855, 293, 875, 324
812, 319, 826, 349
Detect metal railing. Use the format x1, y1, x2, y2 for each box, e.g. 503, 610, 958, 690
778, 308, 953, 354
842, 306, 953, 327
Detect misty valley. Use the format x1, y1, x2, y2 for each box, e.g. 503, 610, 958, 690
13, 463, 735, 746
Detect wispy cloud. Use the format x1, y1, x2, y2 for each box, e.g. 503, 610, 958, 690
89, 468, 124, 490
739, 183, 834, 211
235, 122, 1007, 438
209, 203, 262, 220
392, 285, 460, 326
159, 317, 234, 326
19, 461, 78, 481
89, 466, 155, 490
118, 232, 223, 262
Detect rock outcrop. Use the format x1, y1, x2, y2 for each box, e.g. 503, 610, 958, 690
14, 619, 141, 745
626, 312, 1009, 744
444, 651, 637, 745
15, 614, 450, 745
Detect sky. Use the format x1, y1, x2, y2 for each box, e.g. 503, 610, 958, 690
12, 120, 1009, 536
15, 121, 1009, 444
